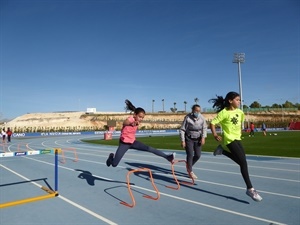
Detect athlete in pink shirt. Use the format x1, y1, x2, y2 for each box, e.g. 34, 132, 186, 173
106, 99, 175, 167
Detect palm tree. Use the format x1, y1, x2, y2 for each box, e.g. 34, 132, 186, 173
184, 101, 187, 112
152, 100, 155, 113
173, 102, 177, 113
194, 98, 199, 104
162, 99, 165, 112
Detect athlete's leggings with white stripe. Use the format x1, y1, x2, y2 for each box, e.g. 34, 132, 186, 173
111, 140, 170, 167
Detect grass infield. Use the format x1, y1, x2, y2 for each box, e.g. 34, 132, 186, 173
83, 131, 300, 158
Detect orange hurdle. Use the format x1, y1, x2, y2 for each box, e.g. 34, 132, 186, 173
0, 143, 7, 152
60, 148, 78, 164
17, 143, 30, 152
166, 159, 195, 190
121, 167, 160, 208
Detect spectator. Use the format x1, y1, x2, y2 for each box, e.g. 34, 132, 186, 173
179, 104, 207, 179
262, 123, 267, 136
1, 128, 6, 143
6, 128, 12, 142
249, 122, 255, 137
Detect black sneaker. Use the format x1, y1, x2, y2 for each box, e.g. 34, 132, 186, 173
213, 145, 224, 156
106, 153, 114, 167
167, 152, 176, 164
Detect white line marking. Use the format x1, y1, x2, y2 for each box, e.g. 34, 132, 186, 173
20, 140, 300, 204
57, 195, 118, 225
38, 154, 289, 225
21, 155, 299, 224
154, 173, 300, 199
132, 185, 288, 225
5, 140, 295, 225
37, 141, 300, 171
0, 163, 118, 225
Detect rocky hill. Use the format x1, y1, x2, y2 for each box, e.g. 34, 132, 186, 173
3, 110, 300, 132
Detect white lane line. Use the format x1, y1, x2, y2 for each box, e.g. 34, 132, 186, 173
53, 152, 300, 183
154, 173, 300, 200
35, 141, 300, 172
201, 161, 300, 172
57, 195, 118, 225
0, 164, 45, 188
135, 186, 287, 225
25, 142, 300, 193
37, 142, 300, 173
24, 142, 300, 185
0, 163, 118, 225
26, 140, 300, 184
28, 152, 300, 200
7, 157, 288, 225
198, 168, 300, 183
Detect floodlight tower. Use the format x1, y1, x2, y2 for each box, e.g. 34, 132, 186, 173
233, 53, 245, 129
233, 53, 245, 110
152, 99, 155, 113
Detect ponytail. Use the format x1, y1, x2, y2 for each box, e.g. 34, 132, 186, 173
125, 99, 146, 114
209, 91, 240, 112
209, 95, 225, 112
125, 99, 136, 112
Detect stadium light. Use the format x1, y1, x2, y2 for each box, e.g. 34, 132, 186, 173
152, 99, 155, 113
233, 53, 245, 109
233, 53, 245, 128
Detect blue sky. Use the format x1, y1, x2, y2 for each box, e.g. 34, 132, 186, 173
1, 0, 299, 119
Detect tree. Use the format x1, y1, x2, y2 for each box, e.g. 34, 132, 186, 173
194, 98, 199, 104
184, 101, 187, 112
272, 103, 280, 108
250, 101, 261, 108
243, 105, 249, 110
162, 99, 165, 112
283, 100, 294, 108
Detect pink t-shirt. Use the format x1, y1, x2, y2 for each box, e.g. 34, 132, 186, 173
120, 116, 138, 144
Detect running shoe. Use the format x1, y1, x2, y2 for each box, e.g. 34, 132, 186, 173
246, 188, 263, 202
167, 152, 176, 164
106, 153, 114, 167
189, 171, 198, 179
213, 145, 224, 156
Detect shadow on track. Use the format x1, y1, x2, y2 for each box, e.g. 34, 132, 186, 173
125, 162, 250, 204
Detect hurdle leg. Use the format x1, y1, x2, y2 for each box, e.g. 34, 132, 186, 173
60, 150, 66, 163
1, 143, 7, 152
72, 148, 78, 162
121, 167, 160, 208
166, 160, 194, 190
60, 148, 78, 163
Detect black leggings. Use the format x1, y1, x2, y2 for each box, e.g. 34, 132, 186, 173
111, 140, 170, 167
223, 140, 253, 189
